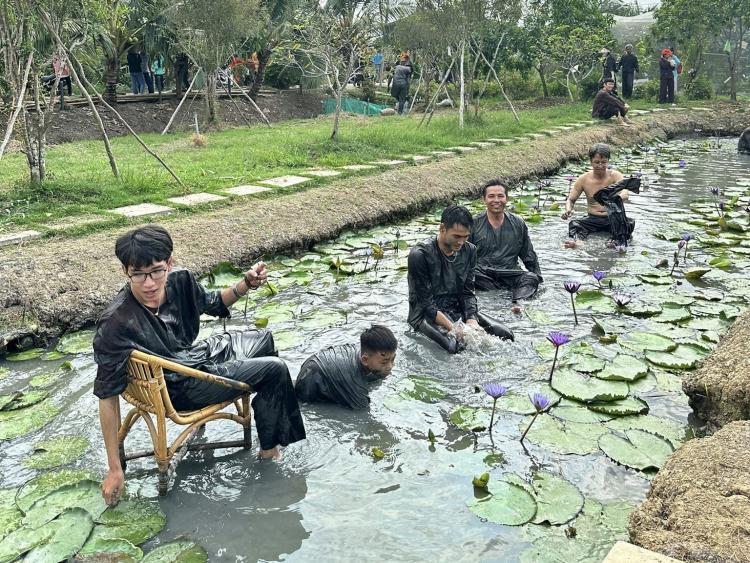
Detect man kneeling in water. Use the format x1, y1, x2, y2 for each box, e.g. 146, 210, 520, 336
561, 143, 634, 248
295, 325, 397, 409
407, 204, 514, 354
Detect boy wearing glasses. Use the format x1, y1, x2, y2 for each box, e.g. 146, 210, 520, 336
93, 225, 306, 505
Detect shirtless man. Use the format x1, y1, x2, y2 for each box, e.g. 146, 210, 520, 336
561, 143, 630, 248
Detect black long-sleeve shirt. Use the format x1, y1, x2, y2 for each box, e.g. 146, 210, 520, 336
603, 54, 617, 78
407, 237, 478, 328
295, 344, 383, 409
659, 57, 675, 78
592, 89, 626, 118
469, 212, 541, 277
619, 53, 639, 74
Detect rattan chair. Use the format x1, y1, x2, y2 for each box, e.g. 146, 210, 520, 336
118, 350, 253, 495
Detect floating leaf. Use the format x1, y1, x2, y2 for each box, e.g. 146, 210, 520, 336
606, 415, 688, 448
498, 388, 558, 415
29, 372, 60, 389
645, 344, 709, 369
16, 469, 95, 513
620, 332, 676, 353
0, 395, 19, 411
202, 262, 243, 288
448, 406, 491, 430
5, 349, 44, 362
598, 429, 674, 471
587, 396, 649, 416
654, 304, 692, 323
0, 400, 60, 441
24, 508, 93, 563
298, 309, 345, 330
77, 537, 143, 560
684, 267, 711, 279
620, 301, 663, 318
551, 402, 613, 424
56, 331, 95, 355
0, 489, 22, 542
0, 368, 9, 380
708, 256, 733, 269
466, 480, 537, 526
591, 316, 627, 336
22, 479, 106, 528
24, 435, 90, 469
141, 540, 208, 562
41, 351, 66, 361
0, 518, 56, 561
576, 290, 615, 313
522, 415, 608, 455
551, 369, 628, 403
506, 473, 585, 526
1, 390, 48, 411
682, 316, 729, 332
565, 354, 605, 374
596, 355, 649, 382
271, 330, 298, 351
91, 498, 167, 545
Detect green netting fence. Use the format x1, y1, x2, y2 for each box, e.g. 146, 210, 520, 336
322, 97, 389, 116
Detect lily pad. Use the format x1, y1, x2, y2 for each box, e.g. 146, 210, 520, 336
498, 388, 558, 415
654, 304, 692, 323
77, 537, 143, 560
596, 354, 649, 382
620, 332, 676, 353
591, 316, 627, 336
620, 302, 663, 318
637, 274, 672, 285
528, 472, 585, 526
448, 406, 491, 430
0, 395, 19, 411
298, 309, 345, 330
29, 372, 60, 389
91, 498, 167, 545
684, 267, 711, 279
0, 390, 48, 411
24, 435, 90, 469
598, 429, 674, 471
202, 261, 243, 288
576, 290, 615, 313
141, 540, 208, 562
467, 480, 537, 526
22, 479, 106, 528
522, 415, 608, 455
24, 508, 94, 563
16, 469, 96, 513
56, 331, 95, 355
565, 354, 605, 374
0, 489, 22, 542
388, 375, 445, 406
271, 330, 298, 351
0, 519, 56, 562
0, 400, 60, 441
255, 302, 296, 323
0, 368, 9, 380
606, 415, 688, 448
5, 348, 44, 362
645, 344, 708, 370
551, 369, 629, 403
682, 316, 729, 332
551, 402, 613, 424
587, 396, 649, 416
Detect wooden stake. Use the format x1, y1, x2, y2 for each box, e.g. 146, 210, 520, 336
230, 76, 271, 127
162, 72, 198, 135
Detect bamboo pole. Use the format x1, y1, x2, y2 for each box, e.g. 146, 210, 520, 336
230, 76, 271, 127
222, 81, 254, 127
418, 53, 458, 128
162, 72, 198, 135
0, 52, 33, 159
476, 48, 520, 123
407, 70, 423, 115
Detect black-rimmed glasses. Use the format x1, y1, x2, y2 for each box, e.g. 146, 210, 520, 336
128, 268, 168, 284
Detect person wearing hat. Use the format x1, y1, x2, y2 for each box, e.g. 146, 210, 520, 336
659, 48, 676, 104
600, 47, 618, 87
618, 44, 639, 98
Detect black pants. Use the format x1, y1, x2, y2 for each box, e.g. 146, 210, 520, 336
391, 82, 408, 114
154, 74, 164, 94
596, 105, 624, 120
659, 76, 674, 103
58, 76, 72, 96
475, 268, 541, 301
144, 71, 154, 94
176, 66, 189, 94
416, 312, 514, 354
622, 72, 634, 98
170, 330, 306, 451
568, 214, 635, 241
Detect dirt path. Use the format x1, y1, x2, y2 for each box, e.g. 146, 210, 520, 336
0, 108, 746, 351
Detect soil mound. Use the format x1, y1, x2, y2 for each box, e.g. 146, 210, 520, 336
683, 310, 750, 433
629, 420, 750, 563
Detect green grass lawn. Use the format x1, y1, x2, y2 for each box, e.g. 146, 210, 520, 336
0, 98, 662, 233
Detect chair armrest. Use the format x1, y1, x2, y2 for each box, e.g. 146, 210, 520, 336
129, 350, 251, 393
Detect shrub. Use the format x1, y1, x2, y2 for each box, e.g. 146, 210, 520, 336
683, 75, 713, 100
264, 61, 301, 90
632, 79, 659, 101
578, 74, 602, 101
502, 70, 544, 100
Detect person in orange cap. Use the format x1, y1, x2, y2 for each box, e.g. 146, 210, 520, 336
659, 48, 675, 103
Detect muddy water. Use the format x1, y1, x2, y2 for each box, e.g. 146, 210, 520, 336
1, 138, 749, 562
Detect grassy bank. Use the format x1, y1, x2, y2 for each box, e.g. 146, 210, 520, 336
0, 99, 661, 232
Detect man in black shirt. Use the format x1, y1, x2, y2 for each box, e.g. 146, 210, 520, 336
592, 78, 631, 126
126, 48, 144, 94
295, 325, 397, 409
469, 180, 542, 307
601, 47, 618, 85
618, 44, 639, 98
407, 205, 514, 354
93, 225, 305, 505
738, 127, 750, 155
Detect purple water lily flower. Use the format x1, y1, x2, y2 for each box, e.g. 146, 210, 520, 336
592, 270, 606, 287
710, 186, 721, 196
483, 383, 508, 432
612, 293, 631, 307
681, 233, 691, 241
635, 171, 643, 179
677, 239, 686, 249
520, 393, 552, 443
565, 175, 575, 183
546, 331, 570, 381
563, 281, 580, 325
678, 159, 686, 168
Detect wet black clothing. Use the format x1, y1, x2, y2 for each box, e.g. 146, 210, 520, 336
391, 62, 412, 114
126, 52, 141, 73
602, 54, 617, 81
619, 53, 639, 98
738, 128, 750, 155
659, 57, 675, 103
593, 177, 640, 246
469, 211, 542, 301
407, 237, 514, 353
93, 269, 305, 450
295, 344, 383, 409
592, 89, 627, 120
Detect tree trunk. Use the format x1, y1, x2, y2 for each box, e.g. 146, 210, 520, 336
331, 89, 342, 141
105, 54, 119, 103
249, 44, 272, 100
205, 71, 218, 123
537, 64, 549, 97
459, 41, 465, 129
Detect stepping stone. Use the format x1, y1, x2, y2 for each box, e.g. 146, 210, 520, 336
167, 192, 227, 206
340, 164, 377, 171
469, 141, 495, 149
302, 169, 342, 177
0, 230, 41, 248
223, 185, 272, 196
692, 107, 712, 112
446, 146, 478, 153
603, 541, 681, 563
430, 151, 456, 158
259, 175, 311, 188
484, 138, 505, 143
407, 155, 432, 162
554, 126, 574, 131
543, 129, 559, 136
370, 159, 407, 166
525, 133, 547, 140
652, 108, 667, 112
111, 203, 174, 218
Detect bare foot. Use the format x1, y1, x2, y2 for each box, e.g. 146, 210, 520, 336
258, 446, 281, 460
563, 239, 580, 249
